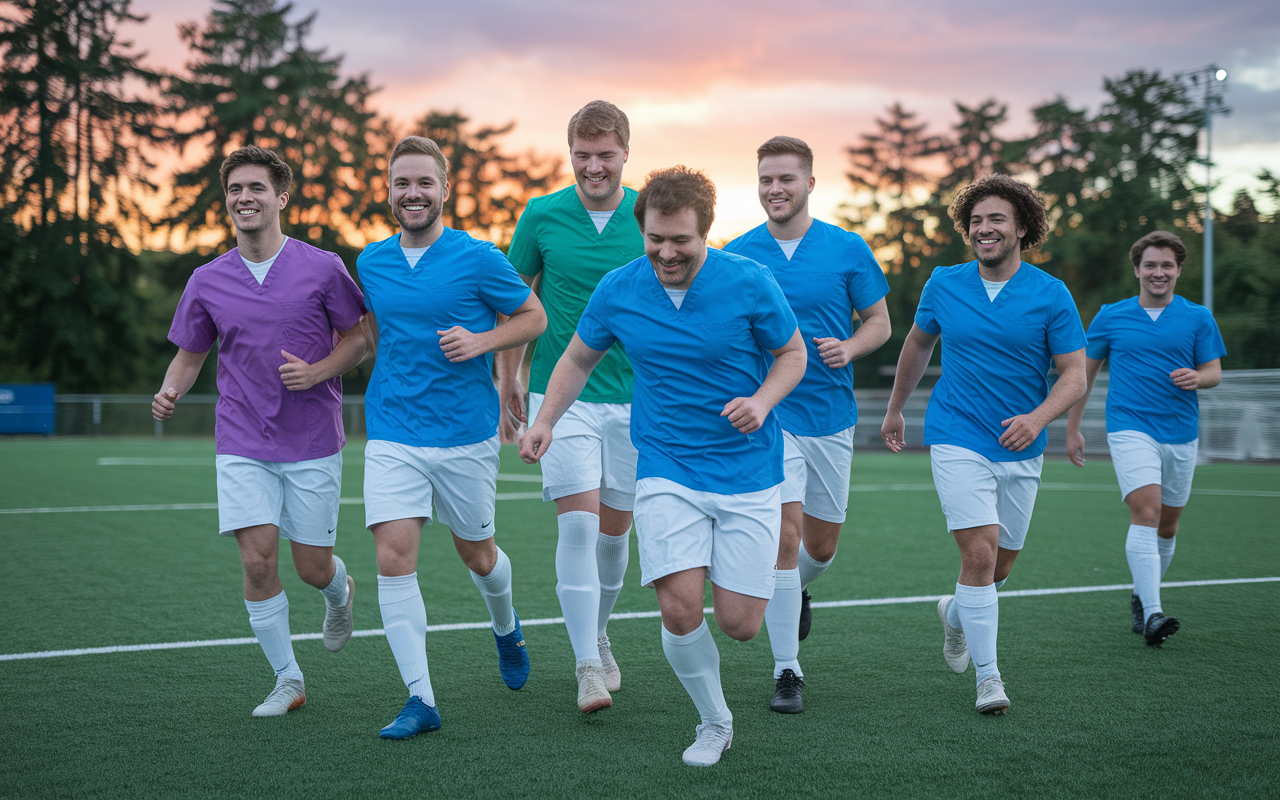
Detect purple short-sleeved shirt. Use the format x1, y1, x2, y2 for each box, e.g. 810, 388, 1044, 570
168, 238, 367, 462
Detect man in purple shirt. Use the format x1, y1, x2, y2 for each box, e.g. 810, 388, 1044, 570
152, 146, 370, 717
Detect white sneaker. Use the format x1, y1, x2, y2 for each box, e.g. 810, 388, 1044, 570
938, 596, 969, 674
975, 675, 1010, 715
252, 677, 306, 717
323, 576, 355, 652
576, 664, 613, 713
682, 722, 733, 767
598, 635, 621, 692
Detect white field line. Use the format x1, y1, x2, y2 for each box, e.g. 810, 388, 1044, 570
3, 577, 1275, 663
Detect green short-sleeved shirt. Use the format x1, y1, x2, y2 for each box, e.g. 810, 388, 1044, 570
508, 185, 643, 403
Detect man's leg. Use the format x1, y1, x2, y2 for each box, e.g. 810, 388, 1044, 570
763, 502, 803, 711
280, 454, 353, 652
1157, 503, 1184, 577
237, 524, 307, 716
455, 532, 528, 690
952, 524, 1007, 714
554, 491, 606, 674
1124, 484, 1164, 622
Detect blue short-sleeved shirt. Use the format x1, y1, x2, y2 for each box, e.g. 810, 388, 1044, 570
576, 249, 799, 494
724, 220, 888, 436
358, 229, 532, 447
916, 261, 1087, 462
1085, 295, 1226, 444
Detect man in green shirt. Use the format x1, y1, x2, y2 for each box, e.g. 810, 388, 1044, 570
497, 100, 644, 714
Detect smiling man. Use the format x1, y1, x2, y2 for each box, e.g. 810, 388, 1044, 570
881, 174, 1087, 716
153, 145, 369, 717
723, 136, 890, 714
497, 101, 645, 714
521, 166, 806, 766
356, 135, 546, 739
1065, 231, 1225, 647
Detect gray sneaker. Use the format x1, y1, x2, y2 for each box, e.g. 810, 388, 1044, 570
975, 675, 1009, 715
322, 576, 355, 652
576, 663, 613, 713
682, 722, 733, 767
252, 677, 306, 717
938, 596, 969, 674
598, 635, 621, 692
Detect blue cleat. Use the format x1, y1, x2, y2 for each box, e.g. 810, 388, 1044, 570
379, 696, 441, 739
494, 611, 530, 690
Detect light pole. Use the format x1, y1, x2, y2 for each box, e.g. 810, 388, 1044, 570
1178, 65, 1229, 314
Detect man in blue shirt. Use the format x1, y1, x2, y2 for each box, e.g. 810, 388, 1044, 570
881, 174, 1086, 716
521, 166, 806, 767
358, 136, 547, 739
724, 136, 890, 714
1065, 230, 1225, 647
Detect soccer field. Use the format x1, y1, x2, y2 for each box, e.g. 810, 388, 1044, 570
1, 437, 1277, 798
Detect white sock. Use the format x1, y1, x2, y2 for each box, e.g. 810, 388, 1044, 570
555, 511, 602, 666
955, 583, 999, 684
246, 591, 302, 681
993, 578, 1007, 590
661, 620, 732, 726
597, 529, 630, 636
1126, 525, 1162, 620
797, 541, 833, 591
946, 594, 962, 628
320, 554, 349, 608
377, 573, 435, 706
1158, 535, 1176, 579
471, 546, 516, 636
764, 568, 802, 678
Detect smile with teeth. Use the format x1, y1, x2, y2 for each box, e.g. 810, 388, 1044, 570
237, 209, 258, 216
402, 204, 427, 212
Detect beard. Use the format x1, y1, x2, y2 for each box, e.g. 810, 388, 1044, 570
765, 195, 805, 226
394, 201, 442, 232
975, 237, 1019, 268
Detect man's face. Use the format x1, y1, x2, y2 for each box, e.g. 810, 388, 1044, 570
389, 154, 449, 232
224, 164, 286, 234
968, 195, 1026, 268
1135, 246, 1181, 300
757, 154, 814, 225
572, 134, 628, 206
643, 206, 707, 290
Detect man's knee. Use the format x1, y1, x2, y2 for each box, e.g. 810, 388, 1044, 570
714, 613, 762, 642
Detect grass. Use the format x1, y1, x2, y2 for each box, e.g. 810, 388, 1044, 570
1, 437, 1277, 798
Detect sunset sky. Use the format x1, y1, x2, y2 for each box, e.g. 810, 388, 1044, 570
128, 0, 1280, 241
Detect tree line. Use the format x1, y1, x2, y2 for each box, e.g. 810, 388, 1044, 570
1, 0, 1277, 394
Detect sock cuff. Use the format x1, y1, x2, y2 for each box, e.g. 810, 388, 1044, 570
954, 582, 997, 608
993, 578, 1007, 590
559, 510, 601, 525
378, 573, 421, 604
1126, 524, 1159, 554
558, 511, 599, 547
798, 542, 833, 569
324, 555, 348, 591
471, 547, 511, 587
598, 530, 630, 546
1157, 536, 1177, 552
661, 618, 709, 646
773, 567, 801, 590
245, 590, 288, 616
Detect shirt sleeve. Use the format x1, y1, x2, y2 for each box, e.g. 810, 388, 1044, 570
1193, 309, 1228, 365
323, 254, 368, 332
168, 274, 218, 353
1084, 306, 1112, 361
478, 245, 534, 316
751, 267, 800, 351
1047, 281, 1088, 355
507, 202, 544, 278
914, 275, 941, 336
575, 276, 618, 352
845, 236, 889, 311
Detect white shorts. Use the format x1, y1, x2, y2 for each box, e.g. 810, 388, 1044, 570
363, 437, 500, 541
929, 444, 1043, 551
781, 427, 854, 523
215, 452, 342, 546
1107, 430, 1198, 507
633, 477, 781, 599
528, 393, 638, 511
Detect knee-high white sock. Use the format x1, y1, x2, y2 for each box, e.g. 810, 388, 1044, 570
1158, 535, 1176, 579
555, 511, 602, 666
763, 568, 802, 678
320, 554, 349, 608
597, 530, 630, 636
1126, 525, 1162, 620
993, 578, 1007, 590
661, 620, 732, 726
246, 591, 302, 681
471, 546, 516, 636
946, 593, 963, 629
378, 573, 435, 705
955, 583, 999, 684
797, 542, 833, 591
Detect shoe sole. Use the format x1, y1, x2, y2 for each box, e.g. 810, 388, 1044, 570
324, 576, 356, 652
682, 733, 733, 767
1145, 617, 1180, 647
252, 692, 306, 717
579, 694, 613, 713
769, 698, 803, 714
379, 720, 442, 739
977, 701, 1009, 715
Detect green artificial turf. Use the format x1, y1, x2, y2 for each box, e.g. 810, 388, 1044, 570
1, 437, 1277, 798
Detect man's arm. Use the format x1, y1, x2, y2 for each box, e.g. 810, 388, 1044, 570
722, 328, 806, 434
152, 348, 211, 420
1171, 358, 1222, 391
439, 291, 547, 363
495, 273, 539, 441
1065, 356, 1106, 467
999, 347, 1087, 452
813, 297, 892, 369
519, 334, 609, 464
278, 315, 373, 392
881, 324, 940, 452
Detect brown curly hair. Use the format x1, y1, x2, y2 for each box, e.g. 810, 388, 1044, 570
948, 174, 1050, 251
633, 165, 716, 237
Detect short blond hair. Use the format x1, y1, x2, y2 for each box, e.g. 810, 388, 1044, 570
567, 100, 629, 150
389, 136, 448, 182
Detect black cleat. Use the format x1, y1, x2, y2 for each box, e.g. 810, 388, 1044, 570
798, 589, 813, 641
1143, 612, 1180, 647
769, 669, 805, 714
1131, 594, 1145, 634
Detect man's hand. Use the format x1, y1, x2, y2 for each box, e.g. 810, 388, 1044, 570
498, 377, 526, 444
438, 326, 487, 362
519, 421, 553, 464
881, 411, 906, 453
1170, 367, 1199, 391
999, 414, 1044, 452
721, 396, 769, 434
813, 336, 854, 369
279, 350, 323, 391
152, 388, 179, 421
1067, 430, 1086, 467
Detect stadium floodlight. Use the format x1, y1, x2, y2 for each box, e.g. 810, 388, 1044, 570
1175, 64, 1230, 314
